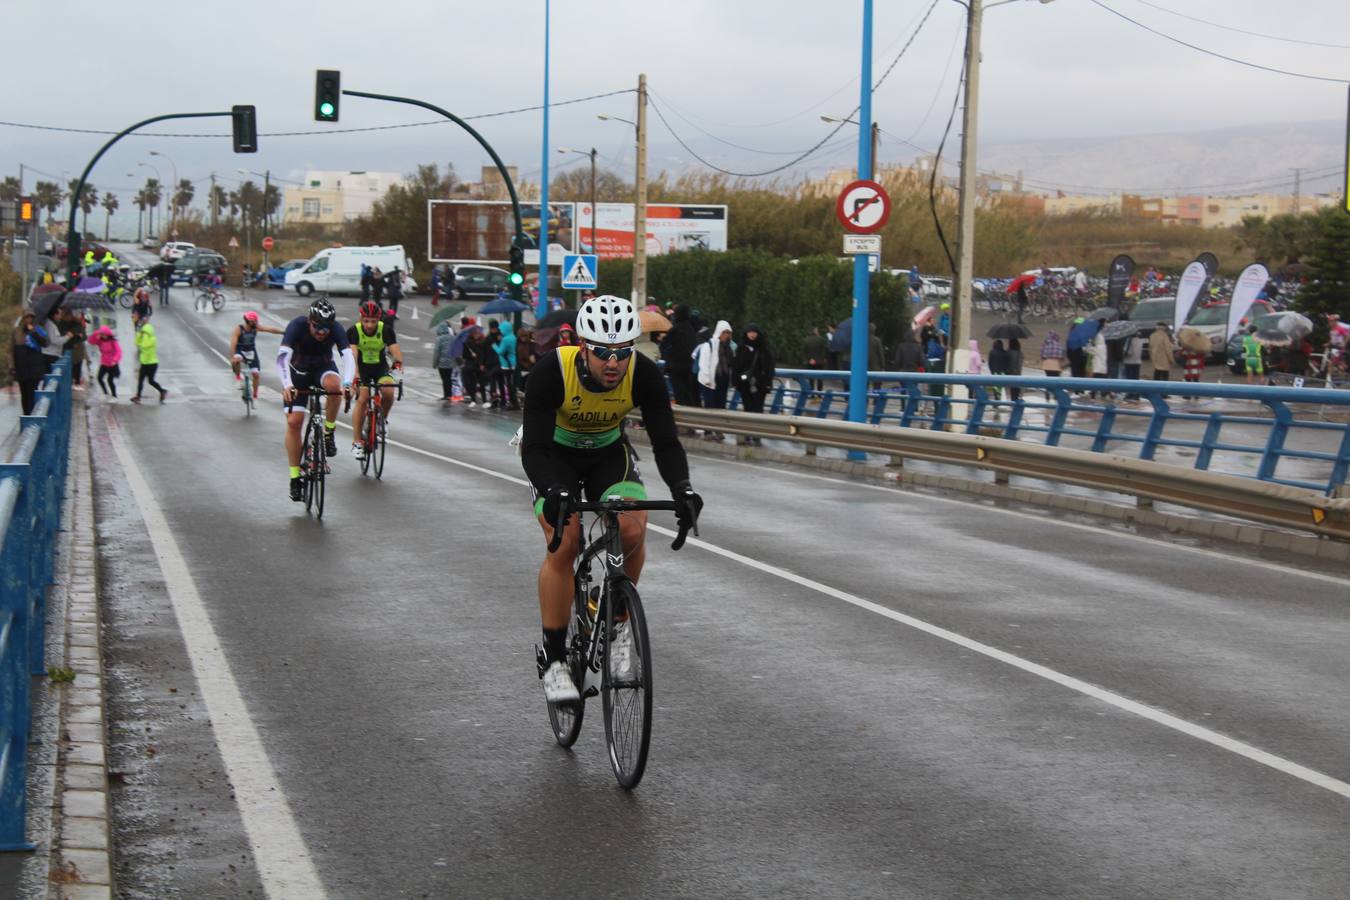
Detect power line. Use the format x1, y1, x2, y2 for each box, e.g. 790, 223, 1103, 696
648, 0, 942, 178
1128, 0, 1350, 50
0, 88, 636, 139
1087, 0, 1349, 83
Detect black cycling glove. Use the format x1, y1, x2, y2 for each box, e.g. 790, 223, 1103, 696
541, 484, 572, 528
672, 480, 703, 532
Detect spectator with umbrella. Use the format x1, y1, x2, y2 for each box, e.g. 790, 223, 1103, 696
1007, 338, 1024, 401
1066, 317, 1100, 379
1148, 323, 1177, 381
1039, 331, 1066, 377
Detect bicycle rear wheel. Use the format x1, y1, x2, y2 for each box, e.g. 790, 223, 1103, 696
373, 411, 387, 479
602, 581, 652, 789
119, 292, 134, 310
547, 576, 590, 748
243, 384, 252, 417
212, 292, 225, 311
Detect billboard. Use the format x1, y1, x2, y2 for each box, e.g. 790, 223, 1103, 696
573, 203, 728, 259
428, 200, 575, 265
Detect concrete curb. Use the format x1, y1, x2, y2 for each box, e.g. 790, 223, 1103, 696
47, 394, 114, 899
635, 429, 1350, 564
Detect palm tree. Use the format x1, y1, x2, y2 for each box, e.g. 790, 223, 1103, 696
209, 184, 228, 226
34, 181, 62, 219
172, 179, 195, 225
68, 179, 98, 235
0, 176, 20, 203
101, 192, 119, 241
133, 189, 148, 240
143, 179, 163, 235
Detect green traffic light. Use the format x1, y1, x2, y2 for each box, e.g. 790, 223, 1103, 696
319, 102, 335, 118
508, 272, 524, 285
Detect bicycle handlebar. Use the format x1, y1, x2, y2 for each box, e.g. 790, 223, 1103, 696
357, 377, 404, 401
546, 498, 698, 553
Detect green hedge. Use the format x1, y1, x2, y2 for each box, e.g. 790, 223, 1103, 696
595, 249, 912, 365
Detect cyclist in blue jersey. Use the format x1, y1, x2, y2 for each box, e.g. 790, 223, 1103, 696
277, 299, 356, 501
229, 310, 284, 400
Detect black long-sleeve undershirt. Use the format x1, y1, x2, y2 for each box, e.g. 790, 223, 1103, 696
521, 350, 690, 495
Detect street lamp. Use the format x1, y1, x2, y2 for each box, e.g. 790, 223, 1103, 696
558, 147, 598, 255
949, 0, 1056, 372
149, 150, 177, 236
137, 161, 160, 236
598, 78, 650, 303
821, 116, 880, 180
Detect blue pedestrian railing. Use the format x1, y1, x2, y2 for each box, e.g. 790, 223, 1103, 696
719, 369, 1350, 496
1, 355, 73, 852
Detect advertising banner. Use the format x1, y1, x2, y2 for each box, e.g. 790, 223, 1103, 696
1225, 263, 1271, 340
573, 203, 728, 260
1106, 254, 1135, 308
1172, 260, 1209, 333
1197, 252, 1219, 276
428, 200, 575, 265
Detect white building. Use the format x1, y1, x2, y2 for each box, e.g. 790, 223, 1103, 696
281, 170, 407, 225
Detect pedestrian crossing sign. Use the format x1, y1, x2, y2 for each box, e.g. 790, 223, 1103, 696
561, 254, 598, 290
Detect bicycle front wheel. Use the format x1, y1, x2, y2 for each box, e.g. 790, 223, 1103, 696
359, 410, 373, 477
312, 420, 327, 518
119, 292, 134, 310
373, 411, 387, 479
301, 420, 318, 513
212, 292, 225, 311
602, 581, 652, 790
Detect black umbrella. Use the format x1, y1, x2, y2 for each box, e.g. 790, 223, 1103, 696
59, 291, 116, 311
1099, 319, 1148, 341
986, 322, 1032, 340
27, 286, 65, 321
536, 308, 577, 330
1085, 307, 1120, 322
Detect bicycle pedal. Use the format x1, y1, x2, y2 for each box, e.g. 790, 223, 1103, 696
534, 644, 547, 678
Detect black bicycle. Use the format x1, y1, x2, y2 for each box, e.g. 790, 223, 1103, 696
287, 388, 348, 518
537, 497, 696, 789
355, 377, 403, 479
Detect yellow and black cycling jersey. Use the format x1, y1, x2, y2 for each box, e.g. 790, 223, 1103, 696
346, 319, 398, 366
520, 347, 689, 498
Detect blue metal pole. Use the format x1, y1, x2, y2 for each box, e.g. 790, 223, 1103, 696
537, 0, 551, 320
847, 0, 875, 433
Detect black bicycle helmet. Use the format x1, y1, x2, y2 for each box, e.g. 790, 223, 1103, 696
308, 297, 337, 327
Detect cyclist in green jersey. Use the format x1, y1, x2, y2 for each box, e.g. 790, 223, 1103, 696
347, 300, 404, 460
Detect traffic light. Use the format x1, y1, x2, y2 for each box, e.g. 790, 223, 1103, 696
18, 197, 33, 222
232, 105, 258, 153
508, 243, 525, 302
315, 70, 341, 122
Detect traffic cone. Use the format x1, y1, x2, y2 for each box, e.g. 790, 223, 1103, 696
411, 304, 419, 320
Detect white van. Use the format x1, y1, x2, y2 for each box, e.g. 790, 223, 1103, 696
285, 245, 414, 297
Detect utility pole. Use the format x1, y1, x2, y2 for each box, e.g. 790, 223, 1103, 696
210, 172, 218, 227
950, 0, 983, 373
634, 73, 649, 304
1290, 167, 1302, 214
846, 0, 874, 430
870, 123, 879, 179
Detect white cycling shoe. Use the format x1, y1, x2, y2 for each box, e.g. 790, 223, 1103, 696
542, 661, 579, 703
351, 443, 365, 460
609, 620, 636, 681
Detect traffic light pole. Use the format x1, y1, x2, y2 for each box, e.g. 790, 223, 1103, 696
63, 111, 241, 284
340, 89, 530, 304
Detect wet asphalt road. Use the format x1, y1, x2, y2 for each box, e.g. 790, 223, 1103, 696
88, 258, 1350, 898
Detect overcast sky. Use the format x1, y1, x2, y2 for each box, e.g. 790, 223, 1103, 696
5, 0, 1346, 231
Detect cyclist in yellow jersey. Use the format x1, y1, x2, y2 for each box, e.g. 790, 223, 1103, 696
346, 300, 404, 460
520, 295, 702, 703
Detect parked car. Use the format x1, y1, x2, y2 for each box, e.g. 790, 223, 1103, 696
160, 241, 196, 261
141, 236, 162, 250
448, 264, 513, 300
285, 245, 413, 297
267, 259, 310, 289
1123, 297, 1175, 327
920, 275, 952, 301
1185, 301, 1275, 357
173, 250, 228, 284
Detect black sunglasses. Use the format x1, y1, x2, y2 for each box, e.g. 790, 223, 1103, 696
585, 342, 634, 362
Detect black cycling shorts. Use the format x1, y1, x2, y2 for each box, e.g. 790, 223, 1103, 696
530, 439, 646, 516
284, 363, 339, 410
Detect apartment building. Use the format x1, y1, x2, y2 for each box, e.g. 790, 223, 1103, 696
281, 170, 407, 225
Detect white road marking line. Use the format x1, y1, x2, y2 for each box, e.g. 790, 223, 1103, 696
705, 455, 1350, 587
105, 412, 327, 898
383, 432, 1350, 799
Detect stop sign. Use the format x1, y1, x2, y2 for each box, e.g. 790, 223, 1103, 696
262, 236, 274, 251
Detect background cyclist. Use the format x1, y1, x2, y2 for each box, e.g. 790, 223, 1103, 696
346, 300, 404, 460
229, 310, 284, 400
520, 295, 702, 703
277, 298, 356, 501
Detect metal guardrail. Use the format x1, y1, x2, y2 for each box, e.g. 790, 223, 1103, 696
1, 356, 73, 851
668, 405, 1350, 541
731, 369, 1350, 497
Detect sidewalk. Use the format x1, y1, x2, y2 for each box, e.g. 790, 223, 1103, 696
0, 391, 115, 898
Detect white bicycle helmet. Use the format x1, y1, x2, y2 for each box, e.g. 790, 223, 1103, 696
575, 295, 641, 344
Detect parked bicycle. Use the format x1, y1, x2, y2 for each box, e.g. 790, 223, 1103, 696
537, 497, 696, 790
286, 388, 349, 517
355, 377, 402, 479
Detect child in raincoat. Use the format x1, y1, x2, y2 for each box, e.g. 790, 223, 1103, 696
88, 325, 123, 399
